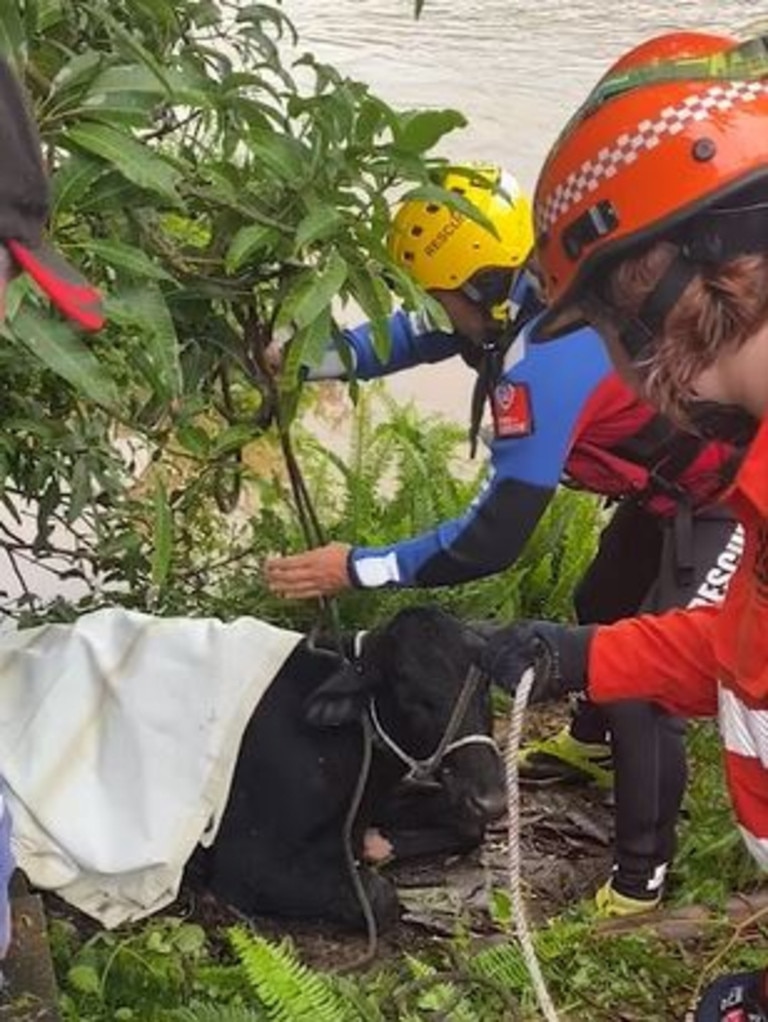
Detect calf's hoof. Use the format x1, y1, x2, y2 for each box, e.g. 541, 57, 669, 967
360, 868, 400, 932
333, 866, 400, 933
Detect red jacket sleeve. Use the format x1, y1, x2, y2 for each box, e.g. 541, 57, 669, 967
588, 606, 720, 718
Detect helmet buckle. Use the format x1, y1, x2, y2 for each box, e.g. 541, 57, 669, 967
682, 231, 723, 264
562, 201, 619, 262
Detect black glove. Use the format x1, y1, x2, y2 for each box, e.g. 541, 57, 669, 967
483, 620, 594, 701
693, 968, 768, 1021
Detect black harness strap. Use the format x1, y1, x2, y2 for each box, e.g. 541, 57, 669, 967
469, 340, 504, 459
608, 415, 712, 586
610, 413, 677, 462
467, 283, 543, 459
672, 499, 695, 588
609, 415, 706, 496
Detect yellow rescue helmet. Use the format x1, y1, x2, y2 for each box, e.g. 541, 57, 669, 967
388, 165, 534, 307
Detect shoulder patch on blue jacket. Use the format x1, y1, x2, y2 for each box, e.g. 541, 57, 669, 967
490, 319, 612, 489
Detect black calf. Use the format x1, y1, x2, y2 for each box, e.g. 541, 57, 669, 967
195, 606, 504, 930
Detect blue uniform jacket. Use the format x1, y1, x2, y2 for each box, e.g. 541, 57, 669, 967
323, 303, 612, 588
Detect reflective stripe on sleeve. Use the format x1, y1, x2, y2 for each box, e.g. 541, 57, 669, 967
720, 685, 768, 767
352, 552, 401, 588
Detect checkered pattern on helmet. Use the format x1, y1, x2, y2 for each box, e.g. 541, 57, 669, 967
536, 80, 768, 235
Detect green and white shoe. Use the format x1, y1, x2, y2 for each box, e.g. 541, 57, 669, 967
594, 878, 661, 918
517, 726, 614, 790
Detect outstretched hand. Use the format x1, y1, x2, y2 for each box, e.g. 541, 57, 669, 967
264, 542, 353, 599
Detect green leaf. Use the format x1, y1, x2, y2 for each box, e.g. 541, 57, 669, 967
46, 50, 103, 113
248, 127, 307, 185
294, 206, 344, 249
211, 424, 257, 457
69, 170, 147, 214
22, 0, 40, 39
225, 224, 280, 273
125, 0, 180, 29
170, 922, 207, 956
3, 275, 31, 322
354, 95, 398, 145
236, 3, 298, 44
67, 456, 92, 524
396, 109, 466, 154
348, 267, 392, 364
382, 262, 427, 310
423, 292, 453, 331
282, 307, 332, 388
35, 0, 67, 35
85, 239, 175, 282
0, 7, 27, 69
64, 122, 181, 203
276, 252, 347, 331
151, 477, 173, 587
399, 182, 498, 237
175, 422, 210, 457
106, 288, 182, 399
6, 307, 119, 410
81, 64, 210, 116
89, 7, 173, 97
51, 155, 107, 216
489, 887, 513, 927
67, 964, 101, 995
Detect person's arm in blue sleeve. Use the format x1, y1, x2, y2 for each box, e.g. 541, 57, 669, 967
307, 309, 464, 381
348, 324, 612, 588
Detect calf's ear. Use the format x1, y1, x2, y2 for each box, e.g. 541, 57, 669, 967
304, 660, 381, 728
462, 623, 493, 661
465, 619, 503, 642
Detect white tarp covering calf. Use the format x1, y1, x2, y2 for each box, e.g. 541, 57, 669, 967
0, 607, 301, 927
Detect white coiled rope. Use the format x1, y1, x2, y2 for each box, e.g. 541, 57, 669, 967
506, 666, 561, 1022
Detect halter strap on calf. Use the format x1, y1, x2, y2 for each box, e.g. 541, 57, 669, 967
368, 663, 501, 786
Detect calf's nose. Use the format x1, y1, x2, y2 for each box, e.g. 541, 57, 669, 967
469, 787, 507, 821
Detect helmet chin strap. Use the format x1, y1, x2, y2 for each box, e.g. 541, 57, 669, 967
617, 252, 699, 362
466, 274, 544, 458
611, 200, 768, 364
466, 305, 525, 459
468, 331, 506, 460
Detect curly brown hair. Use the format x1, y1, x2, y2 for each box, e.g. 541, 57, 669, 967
603, 243, 768, 419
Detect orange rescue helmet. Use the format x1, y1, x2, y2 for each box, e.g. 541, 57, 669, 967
532, 30, 768, 341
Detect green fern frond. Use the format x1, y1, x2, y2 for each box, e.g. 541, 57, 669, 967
470, 920, 592, 993
403, 956, 477, 1022
469, 942, 530, 991
229, 927, 353, 1022
168, 1004, 267, 1022
333, 976, 390, 1022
